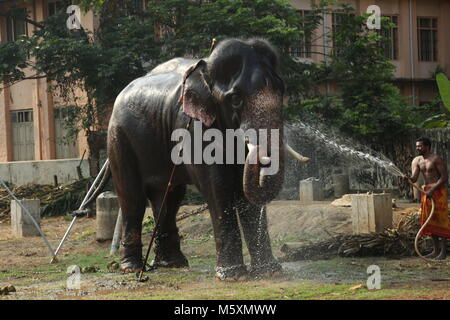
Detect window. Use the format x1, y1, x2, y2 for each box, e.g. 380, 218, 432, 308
289, 10, 312, 59
11, 110, 35, 161
54, 107, 79, 159
332, 12, 353, 55
11, 110, 33, 123
332, 13, 347, 46
6, 8, 28, 42
48, 1, 65, 16
380, 15, 398, 60
418, 17, 438, 62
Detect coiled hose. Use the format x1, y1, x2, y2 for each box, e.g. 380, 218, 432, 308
409, 183, 441, 263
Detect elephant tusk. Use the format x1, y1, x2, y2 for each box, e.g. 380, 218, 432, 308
246, 143, 258, 165
285, 143, 310, 162
260, 156, 271, 165
246, 143, 271, 166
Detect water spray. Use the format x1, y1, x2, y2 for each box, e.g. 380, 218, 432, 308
286, 121, 443, 263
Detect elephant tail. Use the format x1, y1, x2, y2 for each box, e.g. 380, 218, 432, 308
82, 162, 112, 208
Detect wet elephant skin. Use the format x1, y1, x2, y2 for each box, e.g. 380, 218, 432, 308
108, 38, 285, 279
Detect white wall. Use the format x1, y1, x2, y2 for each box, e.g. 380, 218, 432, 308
0, 159, 90, 186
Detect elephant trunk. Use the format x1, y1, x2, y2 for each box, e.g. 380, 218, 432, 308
243, 139, 285, 206
241, 88, 285, 206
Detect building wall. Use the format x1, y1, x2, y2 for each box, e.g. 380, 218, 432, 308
0, 158, 90, 185
1, 0, 449, 164
0, 0, 95, 163
289, 0, 450, 104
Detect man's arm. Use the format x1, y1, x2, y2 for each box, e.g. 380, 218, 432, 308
408, 156, 421, 183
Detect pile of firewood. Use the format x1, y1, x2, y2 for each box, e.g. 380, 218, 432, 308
0, 178, 92, 220
279, 213, 443, 261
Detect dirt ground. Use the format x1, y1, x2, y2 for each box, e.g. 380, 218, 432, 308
0, 200, 449, 300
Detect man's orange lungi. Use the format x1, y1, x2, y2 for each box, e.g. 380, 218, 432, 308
420, 184, 450, 239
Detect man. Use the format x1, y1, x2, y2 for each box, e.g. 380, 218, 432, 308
405, 137, 449, 260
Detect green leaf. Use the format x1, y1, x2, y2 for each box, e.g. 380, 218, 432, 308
421, 113, 445, 123
436, 73, 450, 112
422, 120, 449, 128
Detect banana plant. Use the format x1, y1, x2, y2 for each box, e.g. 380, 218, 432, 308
421, 73, 450, 128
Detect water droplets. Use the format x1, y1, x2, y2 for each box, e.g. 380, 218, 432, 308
285, 121, 404, 178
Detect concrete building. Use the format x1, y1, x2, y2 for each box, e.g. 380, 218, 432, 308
290, 0, 450, 105
0, 0, 449, 164
0, 0, 97, 162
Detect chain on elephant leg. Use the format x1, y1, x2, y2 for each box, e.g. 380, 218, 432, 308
152, 230, 189, 268
120, 232, 143, 273
120, 243, 144, 272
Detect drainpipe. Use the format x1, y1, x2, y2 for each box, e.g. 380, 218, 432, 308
409, 0, 416, 106
323, 10, 329, 94
33, 0, 43, 160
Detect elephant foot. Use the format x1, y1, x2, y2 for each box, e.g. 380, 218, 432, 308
120, 257, 143, 273
152, 252, 189, 268
153, 232, 189, 268
249, 261, 283, 279
120, 243, 143, 273
215, 265, 249, 281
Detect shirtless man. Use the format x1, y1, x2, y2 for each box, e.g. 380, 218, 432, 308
405, 137, 448, 260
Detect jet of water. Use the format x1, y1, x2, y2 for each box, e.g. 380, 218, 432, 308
285, 121, 406, 178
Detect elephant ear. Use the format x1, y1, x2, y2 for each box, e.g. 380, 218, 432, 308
180, 60, 216, 127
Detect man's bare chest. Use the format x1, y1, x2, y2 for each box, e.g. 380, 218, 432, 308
419, 159, 437, 174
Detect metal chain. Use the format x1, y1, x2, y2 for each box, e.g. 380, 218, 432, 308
176, 203, 208, 221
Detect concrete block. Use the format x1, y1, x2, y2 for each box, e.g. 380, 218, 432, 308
351, 193, 392, 234
96, 192, 120, 241
299, 179, 324, 202
10, 199, 41, 237
0, 159, 90, 186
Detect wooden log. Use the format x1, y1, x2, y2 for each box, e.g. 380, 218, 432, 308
280, 242, 308, 254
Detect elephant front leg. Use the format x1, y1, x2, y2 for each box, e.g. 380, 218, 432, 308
191, 164, 248, 280
209, 205, 248, 281
237, 202, 282, 277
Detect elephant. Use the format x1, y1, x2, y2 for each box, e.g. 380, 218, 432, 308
104, 38, 308, 280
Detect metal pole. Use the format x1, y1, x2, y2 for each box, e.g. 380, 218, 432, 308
0, 179, 55, 258
50, 159, 109, 263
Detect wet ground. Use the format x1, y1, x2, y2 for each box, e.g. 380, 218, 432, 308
0, 201, 449, 300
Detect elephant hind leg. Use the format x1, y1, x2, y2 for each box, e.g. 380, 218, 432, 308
147, 184, 189, 268
108, 127, 147, 273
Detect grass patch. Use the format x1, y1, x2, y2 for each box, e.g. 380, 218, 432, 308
73, 230, 96, 240
92, 279, 443, 300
